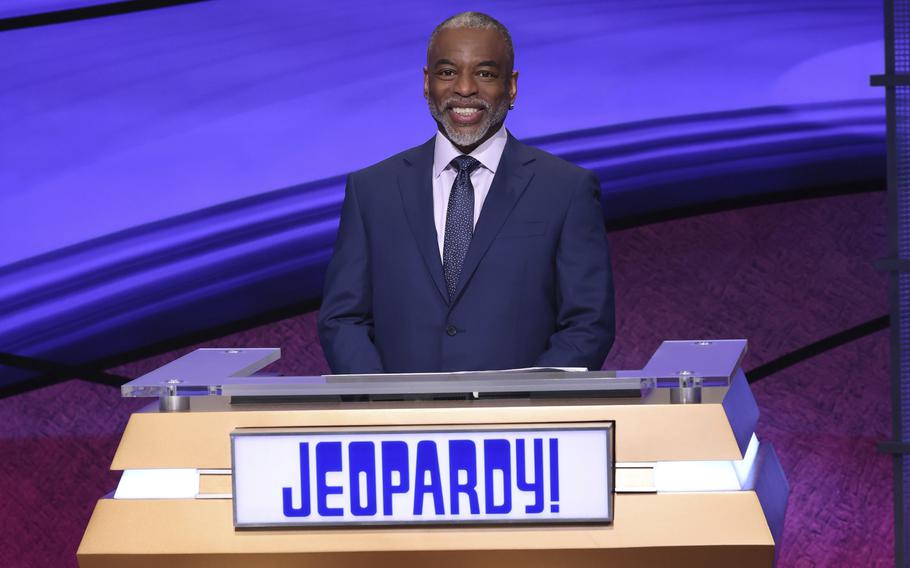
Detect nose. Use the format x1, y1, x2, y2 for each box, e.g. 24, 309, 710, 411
453, 72, 478, 97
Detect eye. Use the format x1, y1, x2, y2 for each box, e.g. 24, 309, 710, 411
436, 68, 456, 78
477, 70, 498, 80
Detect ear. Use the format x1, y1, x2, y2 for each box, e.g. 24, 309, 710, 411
423, 66, 430, 99
508, 70, 519, 106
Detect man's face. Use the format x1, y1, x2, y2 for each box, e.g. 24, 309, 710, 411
424, 27, 518, 152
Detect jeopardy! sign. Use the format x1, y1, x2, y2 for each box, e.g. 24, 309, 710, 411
231, 425, 614, 527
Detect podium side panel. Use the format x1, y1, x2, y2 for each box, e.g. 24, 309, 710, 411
723, 369, 760, 457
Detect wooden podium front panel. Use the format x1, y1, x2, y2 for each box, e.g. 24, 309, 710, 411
78, 493, 773, 568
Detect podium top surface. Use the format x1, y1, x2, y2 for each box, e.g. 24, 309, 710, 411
120, 339, 748, 401
109, 340, 756, 467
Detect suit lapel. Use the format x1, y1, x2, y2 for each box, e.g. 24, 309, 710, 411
398, 138, 450, 303
450, 135, 536, 304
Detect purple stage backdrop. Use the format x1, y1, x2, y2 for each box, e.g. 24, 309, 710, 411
0, 0, 885, 387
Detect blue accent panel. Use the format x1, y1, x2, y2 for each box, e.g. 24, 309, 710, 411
641, 339, 746, 380
723, 368, 760, 458
751, 442, 790, 550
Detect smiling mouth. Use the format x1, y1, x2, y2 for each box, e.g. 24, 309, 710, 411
448, 106, 485, 125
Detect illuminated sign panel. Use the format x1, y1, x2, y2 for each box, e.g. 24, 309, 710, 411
232, 426, 613, 527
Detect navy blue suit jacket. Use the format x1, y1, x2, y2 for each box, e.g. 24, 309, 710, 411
318, 134, 614, 374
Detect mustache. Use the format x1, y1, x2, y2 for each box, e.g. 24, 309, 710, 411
442, 98, 491, 110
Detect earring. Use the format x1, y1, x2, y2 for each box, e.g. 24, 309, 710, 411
509, 103, 515, 110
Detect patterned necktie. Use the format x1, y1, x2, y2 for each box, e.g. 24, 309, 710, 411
443, 155, 481, 300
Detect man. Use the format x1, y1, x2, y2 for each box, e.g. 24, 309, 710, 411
318, 12, 614, 374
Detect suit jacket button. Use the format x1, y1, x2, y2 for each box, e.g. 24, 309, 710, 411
446, 325, 457, 336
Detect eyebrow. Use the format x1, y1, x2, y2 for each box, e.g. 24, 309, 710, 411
433, 59, 501, 68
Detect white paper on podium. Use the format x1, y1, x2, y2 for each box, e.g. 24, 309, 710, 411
329, 366, 588, 378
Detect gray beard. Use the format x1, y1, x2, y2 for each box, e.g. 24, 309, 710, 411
429, 97, 510, 148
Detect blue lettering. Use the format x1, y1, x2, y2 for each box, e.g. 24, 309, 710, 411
316, 441, 343, 516
282, 442, 311, 517
381, 441, 409, 516
448, 440, 480, 514
484, 439, 512, 514
282, 436, 553, 520
516, 438, 544, 514
349, 441, 377, 516
413, 440, 444, 515
549, 438, 560, 513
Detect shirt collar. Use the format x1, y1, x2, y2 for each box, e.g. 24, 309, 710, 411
433, 124, 508, 178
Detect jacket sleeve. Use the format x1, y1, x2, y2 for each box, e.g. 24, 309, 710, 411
534, 171, 615, 370
317, 173, 385, 374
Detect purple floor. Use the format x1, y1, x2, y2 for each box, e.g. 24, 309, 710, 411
0, 191, 891, 567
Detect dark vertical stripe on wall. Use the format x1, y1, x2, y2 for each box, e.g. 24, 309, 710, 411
879, 0, 910, 565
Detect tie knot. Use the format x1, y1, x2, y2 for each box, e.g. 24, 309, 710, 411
451, 155, 481, 174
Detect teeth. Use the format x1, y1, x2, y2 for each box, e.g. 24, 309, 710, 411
452, 107, 480, 115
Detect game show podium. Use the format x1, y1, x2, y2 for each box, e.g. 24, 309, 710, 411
77, 339, 788, 568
